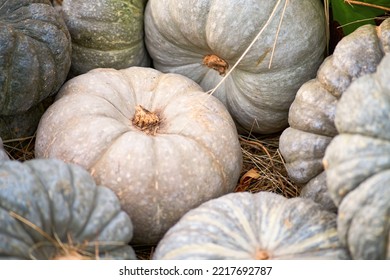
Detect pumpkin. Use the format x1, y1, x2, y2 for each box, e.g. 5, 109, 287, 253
0, 138, 9, 161
0, 97, 53, 141
34, 67, 243, 245
144, 0, 326, 134
153, 191, 349, 260
58, 0, 150, 76
0, 0, 71, 115
323, 54, 390, 260
279, 18, 390, 210
0, 158, 136, 260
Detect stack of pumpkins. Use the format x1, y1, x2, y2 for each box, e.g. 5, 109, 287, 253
0, 0, 388, 260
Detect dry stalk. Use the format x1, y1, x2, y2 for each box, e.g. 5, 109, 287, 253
344, 0, 390, 12
236, 134, 300, 198
9, 211, 126, 260
2, 135, 36, 161
207, 0, 287, 96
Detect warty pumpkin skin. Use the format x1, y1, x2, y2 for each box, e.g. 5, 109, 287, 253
153, 191, 349, 260
323, 54, 390, 260
0, 159, 136, 260
35, 67, 243, 245
279, 18, 390, 211
0, 0, 71, 115
59, 0, 150, 76
144, 0, 326, 134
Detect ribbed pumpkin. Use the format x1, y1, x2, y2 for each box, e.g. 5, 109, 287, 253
0, 0, 71, 115
59, 0, 150, 76
153, 191, 349, 260
35, 67, 243, 245
323, 54, 390, 260
0, 158, 135, 260
279, 18, 390, 210
0, 0, 71, 139
144, 0, 326, 134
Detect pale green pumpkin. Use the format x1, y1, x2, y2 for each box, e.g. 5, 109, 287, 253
144, 0, 326, 134
60, 0, 150, 75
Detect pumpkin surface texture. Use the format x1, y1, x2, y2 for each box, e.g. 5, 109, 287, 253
153, 191, 349, 260
59, 0, 150, 76
323, 54, 390, 260
0, 0, 71, 115
0, 158, 136, 260
144, 0, 326, 134
35, 67, 243, 245
279, 18, 390, 211
0, 137, 9, 161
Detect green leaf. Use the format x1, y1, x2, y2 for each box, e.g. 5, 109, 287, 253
330, 0, 390, 35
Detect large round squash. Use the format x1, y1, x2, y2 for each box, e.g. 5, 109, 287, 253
279, 18, 390, 210
35, 67, 243, 245
0, 0, 71, 115
153, 191, 349, 260
0, 158, 135, 260
59, 0, 150, 76
144, 0, 326, 134
323, 54, 390, 260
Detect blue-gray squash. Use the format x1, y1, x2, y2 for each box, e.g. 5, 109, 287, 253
323, 54, 390, 260
153, 192, 349, 260
0, 158, 135, 260
34, 67, 243, 245
144, 0, 326, 134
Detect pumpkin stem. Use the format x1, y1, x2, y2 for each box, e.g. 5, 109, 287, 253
203, 54, 229, 76
255, 250, 270, 260
132, 105, 160, 135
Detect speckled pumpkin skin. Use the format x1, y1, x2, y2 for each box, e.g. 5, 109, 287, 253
153, 192, 349, 260
35, 67, 243, 245
0, 159, 135, 260
0, 0, 71, 115
144, 0, 326, 134
324, 54, 390, 260
60, 0, 150, 76
279, 18, 390, 211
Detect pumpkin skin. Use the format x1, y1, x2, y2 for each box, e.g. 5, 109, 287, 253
35, 67, 243, 245
0, 158, 136, 260
144, 0, 326, 134
0, 0, 71, 115
59, 0, 150, 76
279, 18, 390, 210
153, 191, 349, 260
323, 54, 390, 260
0, 138, 9, 161
0, 97, 53, 141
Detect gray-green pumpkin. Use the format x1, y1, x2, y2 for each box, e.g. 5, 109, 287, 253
59, 0, 150, 76
34, 66, 243, 245
144, 0, 326, 134
0, 0, 71, 115
153, 191, 349, 260
279, 18, 390, 211
323, 54, 390, 260
0, 158, 135, 260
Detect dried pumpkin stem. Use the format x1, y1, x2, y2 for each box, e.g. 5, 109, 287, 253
255, 250, 270, 260
132, 105, 160, 135
203, 54, 229, 75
